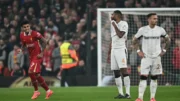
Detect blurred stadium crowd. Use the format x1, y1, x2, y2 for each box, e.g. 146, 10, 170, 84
0, 0, 179, 85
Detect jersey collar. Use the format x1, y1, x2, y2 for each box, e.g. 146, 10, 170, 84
148, 25, 157, 29
24, 30, 32, 36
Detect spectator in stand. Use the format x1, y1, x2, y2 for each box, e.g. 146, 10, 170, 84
172, 37, 180, 73
161, 17, 174, 31
42, 43, 53, 76
0, 61, 10, 76
72, 40, 85, 75
52, 39, 62, 76
2, 17, 11, 33
171, 37, 180, 84
11, 63, 26, 77
45, 20, 59, 33
8, 44, 24, 71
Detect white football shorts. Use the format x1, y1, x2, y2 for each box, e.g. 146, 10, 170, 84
140, 56, 162, 75
111, 48, 128, 70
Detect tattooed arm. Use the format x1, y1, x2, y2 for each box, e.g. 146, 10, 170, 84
35, 32, 48, 58
37, 37, 47, 58
132, 27, 144, 58
160, 35, 171, 56
132, 37, 144, 58
159, 28, 171, 56
39, 37, 47, 52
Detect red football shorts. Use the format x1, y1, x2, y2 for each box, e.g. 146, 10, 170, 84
29, 59, 42, 73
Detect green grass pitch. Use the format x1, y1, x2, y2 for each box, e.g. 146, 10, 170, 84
0, 86, 180, 101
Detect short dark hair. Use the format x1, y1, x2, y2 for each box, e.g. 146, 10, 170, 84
114, 10, 122, 18
147, 13, 157, 18
20, 20, 30, 27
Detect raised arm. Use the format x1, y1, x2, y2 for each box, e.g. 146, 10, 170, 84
112, 21, 127, 38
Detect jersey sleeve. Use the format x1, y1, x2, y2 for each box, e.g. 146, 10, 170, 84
161, 27, 167, 37
34, 31, 43, 39
135, 27, 143, 38
119, 22, 128, 33
68, 45, 75, 50
20, 34, 25, 45
68, 45, 78, 61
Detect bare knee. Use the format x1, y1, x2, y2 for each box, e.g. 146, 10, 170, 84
120, 68, 129, 77
113, 70, 121, 78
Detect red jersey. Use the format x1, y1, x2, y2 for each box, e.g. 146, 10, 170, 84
20, 30, 43, 61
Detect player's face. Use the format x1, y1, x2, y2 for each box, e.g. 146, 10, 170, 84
22, 24, 30, 33
148, 15, 158, 25
111, 13, 116, 20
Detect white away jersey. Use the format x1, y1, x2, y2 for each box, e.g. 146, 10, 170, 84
111, 20, 128, 49
135, 25, 167, 58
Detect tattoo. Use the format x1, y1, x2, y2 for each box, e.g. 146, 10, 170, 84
113, 24, 125, 38
164, 36, 171, 50
132, 37, 141, 50
39, 37, 47, 52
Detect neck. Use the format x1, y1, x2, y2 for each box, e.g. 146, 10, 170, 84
25, 32, 29, 35
149, 24, 155, 28
116, 19, 121, 23
25, 30, 31, 35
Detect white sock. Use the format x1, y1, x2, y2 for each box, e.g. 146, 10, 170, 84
47, 89, 51, 92
150, 80, 157, 99
138, 80, 147, 100
115, 76, 124, 95
124, 76, 130, 95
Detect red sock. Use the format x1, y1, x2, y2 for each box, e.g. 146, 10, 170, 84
29, 73, 38, 91
36, 76, 49, 91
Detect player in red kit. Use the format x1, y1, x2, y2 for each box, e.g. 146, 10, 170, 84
19, 20, 53, 100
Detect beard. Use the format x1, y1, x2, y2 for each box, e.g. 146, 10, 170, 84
111, 17, 116, 21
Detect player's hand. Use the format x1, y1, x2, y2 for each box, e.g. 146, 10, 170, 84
112, 21, 116, 27
159, 51, 166, 57
79, 60, 85, 66
37, 52, 43, 58
137, 51, 145, 58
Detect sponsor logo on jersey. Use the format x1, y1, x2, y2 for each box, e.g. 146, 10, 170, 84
26, 43, 35, 47
144, 36, 160, 39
